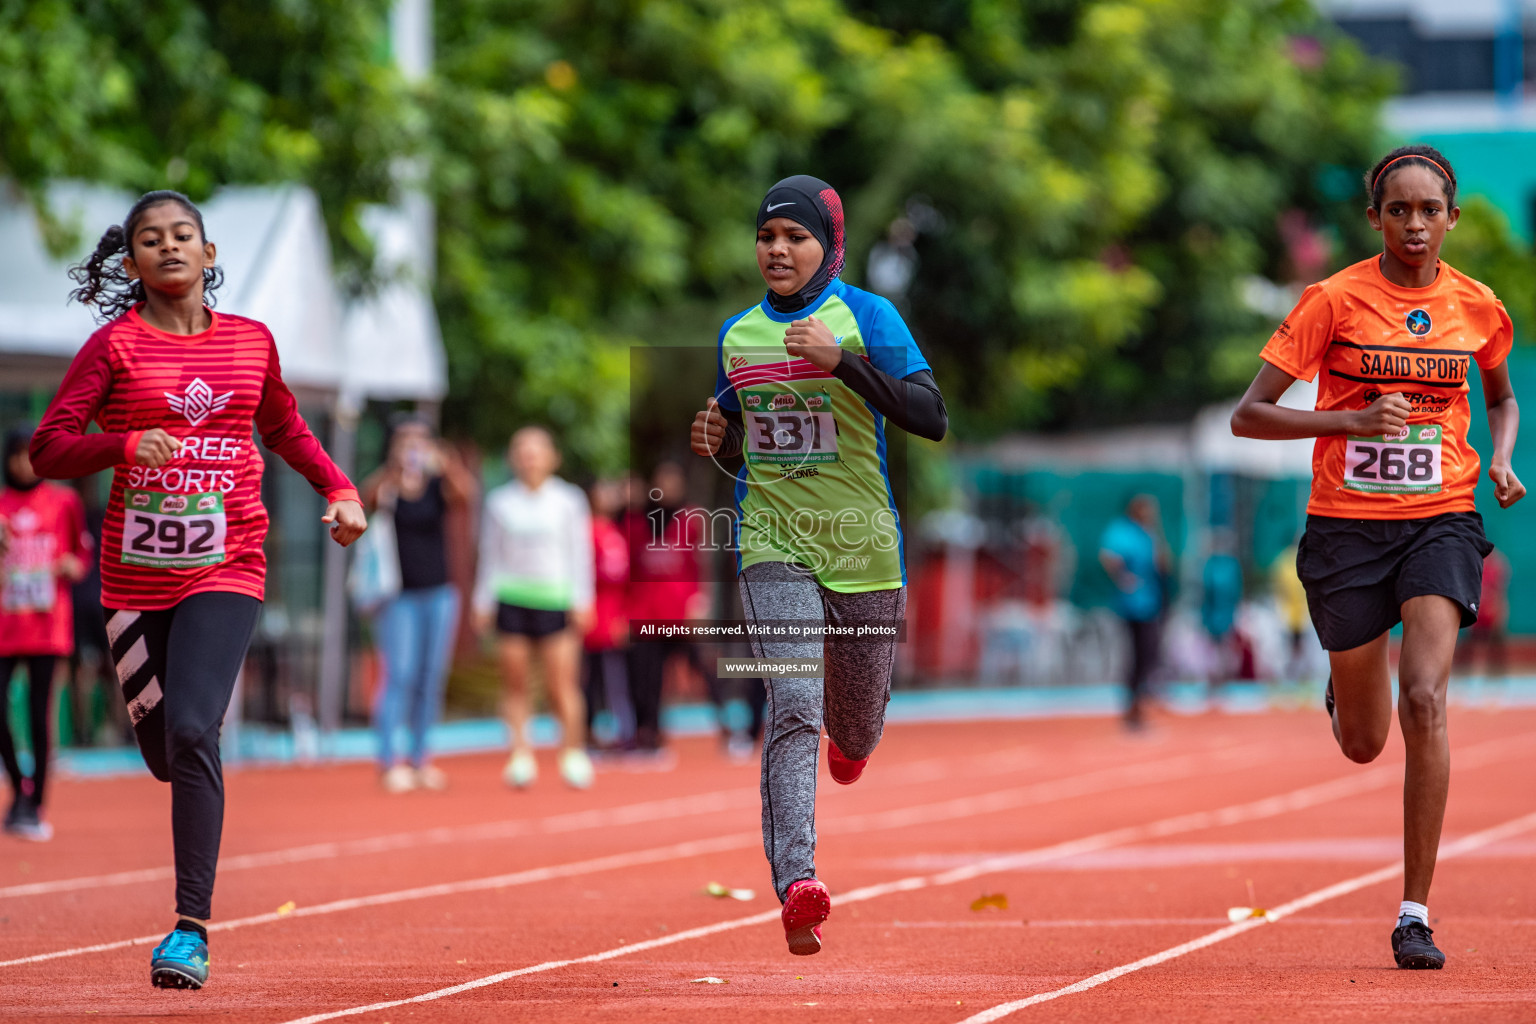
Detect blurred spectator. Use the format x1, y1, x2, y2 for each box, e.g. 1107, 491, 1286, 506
0, 424, 88, 839
583, 478, 634, 749
1271, 544, 1313, 683
1098, 495, 1168, 728
362, 415, 476, 793
475, 427, 594, 789
66, 485, 121, 745
1457, 550, 1510, 680
1201, 530, 1245, 686
625, 462, 719, 753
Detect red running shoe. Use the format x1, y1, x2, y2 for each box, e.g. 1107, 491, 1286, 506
782, 879, 831, 955
827, 739, 868, 785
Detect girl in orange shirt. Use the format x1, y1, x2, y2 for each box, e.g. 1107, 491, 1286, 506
1232, 145, 1524, 970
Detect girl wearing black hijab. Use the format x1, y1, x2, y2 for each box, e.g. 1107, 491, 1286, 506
690, 176, 946, 955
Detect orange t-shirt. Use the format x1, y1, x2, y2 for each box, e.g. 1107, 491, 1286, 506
1261, 256, 1512, 520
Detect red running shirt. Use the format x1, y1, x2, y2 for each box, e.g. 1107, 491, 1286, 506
30, 307, 359, 610
0, 482, 87, 656
584, 514, 630, 652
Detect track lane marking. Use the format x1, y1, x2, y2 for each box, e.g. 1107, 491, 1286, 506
259, 732, 1536, 1024
952, 808, 1536, 1023
0, 789, 753, 901
0, 745, 1267, 967
0, 735, 1249, 901
0, 834, 758, 969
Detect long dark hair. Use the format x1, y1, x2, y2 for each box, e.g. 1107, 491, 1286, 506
1365, 144, 1457, 211
67, 190, 224, 323
3, 422, 36, 490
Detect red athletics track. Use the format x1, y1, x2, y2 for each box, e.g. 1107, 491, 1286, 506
4, 708, 1536, 1023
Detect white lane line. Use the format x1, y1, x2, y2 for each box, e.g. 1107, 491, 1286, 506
0, 745, 1262, 968
892, 919, 1230, 928
825, 744, 1262, 836
0, 788, 752, 900
2, 732, 1207, 902
896, 914, 1536, 928
263, 736, 1536, 1024
953, 808, 1536, 1023
0, 833, 757, 969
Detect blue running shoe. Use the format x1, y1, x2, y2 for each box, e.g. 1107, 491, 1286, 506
151, 927, 209, 989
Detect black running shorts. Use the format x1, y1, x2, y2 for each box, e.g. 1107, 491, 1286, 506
1296, 512, 1493, 652
495, 602, 569, 638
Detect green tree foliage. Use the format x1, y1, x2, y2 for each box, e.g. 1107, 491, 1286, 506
1444, 198, 1536, 343
0, 0, 415, 267
430, 0, 982, 466
848, 0, 1398, 427
11, 0, 1532, 472
430, 0, 1409, 465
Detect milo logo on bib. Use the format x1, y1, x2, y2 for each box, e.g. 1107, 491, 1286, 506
1343, 424, 1443, 494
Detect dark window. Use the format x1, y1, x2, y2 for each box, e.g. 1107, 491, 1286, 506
1335, 17, 1497, 93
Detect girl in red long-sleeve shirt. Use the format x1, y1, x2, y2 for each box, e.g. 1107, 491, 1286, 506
0, 424, 88, 841
31, 190, 367, 990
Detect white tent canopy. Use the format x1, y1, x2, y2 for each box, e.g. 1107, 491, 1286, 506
340, 197, 447, 402
1192, 377, 1318, 480
0, 183, 444, 402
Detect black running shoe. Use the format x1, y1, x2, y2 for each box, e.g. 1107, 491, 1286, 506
1392, 919, 1445, 969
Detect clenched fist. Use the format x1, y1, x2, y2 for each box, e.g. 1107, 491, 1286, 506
691, 398, 728, 457
783, 316, 842, 372
1490, 460, 1527, 509
134, 428, 182, 468
322, 500, 367, 546
1350, 393, 1413, 437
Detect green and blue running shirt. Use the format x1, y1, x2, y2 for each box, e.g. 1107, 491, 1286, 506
714, 278, 930, 593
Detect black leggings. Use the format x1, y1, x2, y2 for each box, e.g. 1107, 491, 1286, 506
1125, 617, 1162, 718
628, 640, 719, 748
0, 655, 56, 804
105, 593, 260, 920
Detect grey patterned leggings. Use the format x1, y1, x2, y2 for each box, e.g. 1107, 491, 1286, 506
738, 560, 907, 902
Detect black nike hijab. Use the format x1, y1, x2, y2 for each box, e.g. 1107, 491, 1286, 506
756, 175, 845, 314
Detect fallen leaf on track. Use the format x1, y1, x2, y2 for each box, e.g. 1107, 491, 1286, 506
691, 976, 728, 984
705, 882, 756, 901
276, 901, 297, 915
970, 893, 1008, 911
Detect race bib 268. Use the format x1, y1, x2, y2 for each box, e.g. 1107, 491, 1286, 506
1343, 425, 1443, 495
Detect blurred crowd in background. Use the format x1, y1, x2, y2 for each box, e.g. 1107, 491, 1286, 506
7, 0, 1536, 786
2, 403, 1518, 794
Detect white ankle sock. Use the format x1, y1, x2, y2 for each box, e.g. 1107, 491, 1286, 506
1398, 900, 1429, 926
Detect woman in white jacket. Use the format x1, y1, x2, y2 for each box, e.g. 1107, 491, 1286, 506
474, 427, 595, 789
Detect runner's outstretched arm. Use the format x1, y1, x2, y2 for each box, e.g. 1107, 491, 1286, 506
253, 333, 359, 504
1231, 361, 1412, 441
252, 331, 365, 544
29, 334, 132, 477
782, 315, 946, 441
1480, 362, 1524, 508
829, 359, 947, 441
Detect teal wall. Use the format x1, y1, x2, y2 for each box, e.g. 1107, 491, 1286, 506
967, 467, 1188, 611
1466, 346, 1536, 633
1419, 131, 1536, 242
1412, 131, 1536, 630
